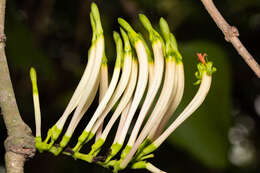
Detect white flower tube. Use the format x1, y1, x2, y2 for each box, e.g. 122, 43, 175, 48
127, 14, 165, 147
148, 62, 184, 140
148, 18, 185, 140
72, 32, 123, 153
120, 57, 176, 169
116, 18, 149, 146
96, 58, 109, 141
90, 28, 132, 138
43, 4, 104, 151
30, 68, 42, 139
136, 57, 216, 161
154, 72, 212, 147
85, 59, 138, 161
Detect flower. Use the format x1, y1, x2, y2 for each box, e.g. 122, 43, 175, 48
30, 2, 216, 173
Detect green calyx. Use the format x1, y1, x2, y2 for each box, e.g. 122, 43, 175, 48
30, 67, 38, 94
48, 135, 71, 156
131, 161, 147, 169
49, 125, 62, 142
89, 138, 105, 156
43, 125, 62, 149
105, 142, 122, 163
136, 143, 157, 161
135, 138, 152, 156
113, 31, 123, 68
139, 153, 154, 161
194, 60, 217, 85
60, 135, 71, 148
49, 146, 63, 156
120, 145, 132, 159
72, 131, 90, 152
87, 132, 95, 142
35, 136, 45, 153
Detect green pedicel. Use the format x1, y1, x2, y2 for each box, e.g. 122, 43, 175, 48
139, 154, 154, 161
74, 152, 92, 163
48, 135, 71, 155
49, 146, 63, 156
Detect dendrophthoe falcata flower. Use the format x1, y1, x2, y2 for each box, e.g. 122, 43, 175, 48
30, 2, 216, 173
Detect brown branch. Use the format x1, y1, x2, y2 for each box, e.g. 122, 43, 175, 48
201, 0, 260, 78
0, 0, 35, 173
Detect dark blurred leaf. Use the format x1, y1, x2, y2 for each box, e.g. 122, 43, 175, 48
166, 40, 232, 169
5, 9, 56, 80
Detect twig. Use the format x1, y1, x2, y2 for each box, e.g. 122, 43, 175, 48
201, 0, 260, 78
0, 0, 35, 173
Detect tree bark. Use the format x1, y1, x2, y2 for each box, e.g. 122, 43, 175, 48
0, 0, 35, 173
201, 0, 260, 78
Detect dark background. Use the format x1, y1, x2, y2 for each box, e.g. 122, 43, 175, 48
0, 0, 260, 172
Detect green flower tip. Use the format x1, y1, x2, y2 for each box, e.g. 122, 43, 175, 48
118, 18, 142, 45
91, 2, 103, 34
113, 31, 123, 51
139, 14, 163, 44
158, 18, 180, 60
113, 31, 123, 67
30, 67, 37, 83
159, 17, 170, 40
118, 18, 135, 34
30, 67, 39, 94
91, 2, 100, 20
120, 28, 131, 52
194, 53, 217, 85
160, 18, 178, 49
90, 12, 96, 42
139, 14, 153, 32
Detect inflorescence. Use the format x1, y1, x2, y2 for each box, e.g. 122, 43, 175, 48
30, 2, 216, 173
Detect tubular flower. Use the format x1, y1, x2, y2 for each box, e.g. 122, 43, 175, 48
30, 2, 216, 173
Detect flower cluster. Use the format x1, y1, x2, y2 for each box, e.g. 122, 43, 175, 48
30, 2, 216, 173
